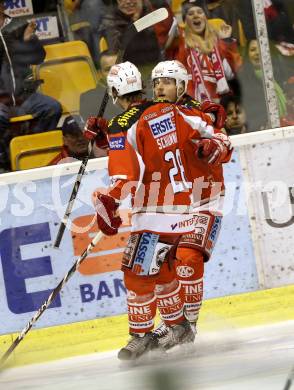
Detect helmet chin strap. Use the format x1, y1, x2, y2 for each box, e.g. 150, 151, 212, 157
111, 87, 119, 105
176, 83, 185, 103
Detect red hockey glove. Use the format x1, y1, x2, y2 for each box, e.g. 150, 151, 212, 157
93, 192, 122, 236
196, 133, 231, 165
200, 101, 227, 129
83, 116, 109, 149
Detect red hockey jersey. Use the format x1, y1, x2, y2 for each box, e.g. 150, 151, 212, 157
106, 100, 220, 234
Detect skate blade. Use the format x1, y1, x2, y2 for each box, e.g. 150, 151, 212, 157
119, 347, 167, 369
165, 341, 197, 360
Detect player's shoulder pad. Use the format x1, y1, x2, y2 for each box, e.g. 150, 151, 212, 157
108, 101, 154, 134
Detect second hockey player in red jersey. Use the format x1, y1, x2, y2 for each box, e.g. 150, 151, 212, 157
150, 60, 232, 343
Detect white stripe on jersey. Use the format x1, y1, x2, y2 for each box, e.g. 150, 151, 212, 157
132, 204, 193, 214
177, 108, 214, 138
131, 212, 197, 234
127, 121, 146, 193
192, 194, 225, 214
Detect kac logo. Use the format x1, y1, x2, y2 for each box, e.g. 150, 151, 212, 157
176, 265, 194, 278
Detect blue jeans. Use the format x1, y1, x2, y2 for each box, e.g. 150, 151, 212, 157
0, 92, 62, 170
0, 92, 62, 133
20, 92, 62, 133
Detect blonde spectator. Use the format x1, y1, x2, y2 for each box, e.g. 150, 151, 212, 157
169, 0, 242, 102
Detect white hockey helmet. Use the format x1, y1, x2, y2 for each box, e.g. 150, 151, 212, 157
151, 60, 189, 98
107, 61, 142, 103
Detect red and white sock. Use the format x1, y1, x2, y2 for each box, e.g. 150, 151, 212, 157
175, 247, 204, 323
155, 280, 185, 326
127, 291, 157, 334
180, 278, 203, 323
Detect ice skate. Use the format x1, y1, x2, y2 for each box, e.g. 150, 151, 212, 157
190, 321, 197, 335
152, 321, 169, 339
158, 320, 195, 351
118, 332, 158, 361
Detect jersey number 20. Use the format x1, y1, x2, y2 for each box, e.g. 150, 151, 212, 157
164, 149, 191, 193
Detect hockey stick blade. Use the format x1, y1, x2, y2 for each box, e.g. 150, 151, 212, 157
284, 379, 292, 390
53, 7, 169, 249
134, 8, 168, 33
283, 366, 294, 390
0, 231, 104, 369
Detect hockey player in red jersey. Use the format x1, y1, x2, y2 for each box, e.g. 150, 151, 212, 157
88, 61, 222, 360
150, 60, 232, 343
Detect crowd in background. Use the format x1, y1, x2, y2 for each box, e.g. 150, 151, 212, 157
0, 0, 293, 172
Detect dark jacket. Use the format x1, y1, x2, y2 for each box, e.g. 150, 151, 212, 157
207, 0, 255, 42
99, 1, 173, 66
265, 0, 294, 43
0, 15, 45, 101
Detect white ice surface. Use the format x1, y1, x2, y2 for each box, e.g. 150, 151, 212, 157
1, 320, 294, 390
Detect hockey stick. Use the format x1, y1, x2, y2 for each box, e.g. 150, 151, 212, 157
283, 366, 294, 390
0, 231, 104, 369
53, 7, 169, 248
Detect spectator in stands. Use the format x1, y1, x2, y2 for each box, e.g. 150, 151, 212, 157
204, 1, 294, 78
49, 115, 107, 165
0, 2, 62, 132
236, 39, 287, 131
99, 50, 118, 81
263, 0, 294, 83
80, 50, 120, 120
0, 1, 62, 171
220, 93, 247, 135
281, 76, 294, 126
64, 0, 107, 64
98, 0, 174, 67
263, 0, 294, 45
261, 1, 294, 87
204, 0, 256, 47
169, 0, 242, 102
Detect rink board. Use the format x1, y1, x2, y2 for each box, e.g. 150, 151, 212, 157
0, 148, 258, 334
0, 284, 293, 367
0, 126, 294, 359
